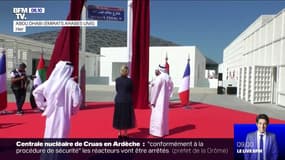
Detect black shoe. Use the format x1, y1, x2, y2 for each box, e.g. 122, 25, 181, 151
16, 111, 23, 115
118, 135, 123, 139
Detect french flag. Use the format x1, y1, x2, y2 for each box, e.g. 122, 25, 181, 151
178, 59, 190, 106
0, 50, 7, 111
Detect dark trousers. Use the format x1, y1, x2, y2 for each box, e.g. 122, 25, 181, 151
30, 87, 37, 109
12, 89, 26, 112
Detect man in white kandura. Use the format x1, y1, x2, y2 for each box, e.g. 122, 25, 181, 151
149, 68, 160, 99
149, 64, 173, 137
33, 61, 82, 138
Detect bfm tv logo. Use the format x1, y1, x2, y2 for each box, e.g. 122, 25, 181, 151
13, 7, 45, 20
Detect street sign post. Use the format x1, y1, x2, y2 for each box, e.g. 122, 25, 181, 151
87, 5, 124, 21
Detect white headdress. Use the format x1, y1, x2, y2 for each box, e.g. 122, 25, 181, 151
158, 64, 167, 73
42, 61, 74, 116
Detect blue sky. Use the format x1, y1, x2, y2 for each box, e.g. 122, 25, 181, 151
1, 0, 285, 63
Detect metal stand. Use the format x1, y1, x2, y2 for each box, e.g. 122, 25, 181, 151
183, 105, 191, 110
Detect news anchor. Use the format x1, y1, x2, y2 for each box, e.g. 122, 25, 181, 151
244, 114, 278, 160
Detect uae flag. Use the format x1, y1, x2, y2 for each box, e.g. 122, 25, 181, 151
33, 54, 46, 87
0, 50, 7, 111
178, 59, 190, 106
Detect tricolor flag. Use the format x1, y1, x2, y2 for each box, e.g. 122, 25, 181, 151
178, 59, 190, 106
33, 54, 46, 87
0, 49, 7, 111
165, 54, 169, 74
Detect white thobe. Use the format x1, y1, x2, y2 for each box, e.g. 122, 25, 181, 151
33, 78, 82, 138
149, 77, 156, 100
149, 72, 173, 137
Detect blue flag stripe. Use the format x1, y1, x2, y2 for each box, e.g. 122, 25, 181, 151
0, 53, 6, 74
183, 62, 190, 78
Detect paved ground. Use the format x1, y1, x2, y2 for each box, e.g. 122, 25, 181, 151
7, 85, 285, 121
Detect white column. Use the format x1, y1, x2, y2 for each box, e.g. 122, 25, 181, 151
13, 41, 18, 68
272, 15, 276, 66
81, 4, 86, 53
277, 10, 285, 105
271, 17, 276, 104
80, 3, 87, 108
279, 10, 285, 66
127, 0, 133, 75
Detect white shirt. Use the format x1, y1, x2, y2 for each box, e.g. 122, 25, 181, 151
257, 131, 266, 160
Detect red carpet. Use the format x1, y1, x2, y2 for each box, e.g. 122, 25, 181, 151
0, 102, 284, 138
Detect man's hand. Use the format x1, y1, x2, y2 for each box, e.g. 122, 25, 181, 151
30, 75, 37, 79
11, 76, 25, 83
72, 76, 78, 82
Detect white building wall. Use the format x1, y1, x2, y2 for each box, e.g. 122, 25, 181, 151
84, 53, 100, 77
223, 9, 285, 106
100, 46, 206, 87
100, 47, 129, 85
194, 47, 206, 86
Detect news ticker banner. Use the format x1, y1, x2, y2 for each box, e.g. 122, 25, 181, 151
0, 138, 233, 160
12, 7, 98, 32
234, 124, 285, 160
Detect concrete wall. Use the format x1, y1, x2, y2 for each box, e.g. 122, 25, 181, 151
100, 46, 206, 87
0, 34, 99, 87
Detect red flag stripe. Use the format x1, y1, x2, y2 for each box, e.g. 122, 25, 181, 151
179, 90, 190, 106
0, 91, 7, 110
37, 54, 45, 70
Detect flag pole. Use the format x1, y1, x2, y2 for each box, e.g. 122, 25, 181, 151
41, 47, 44, 57
184, 54, 191, 110
165, 52, 169, 74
